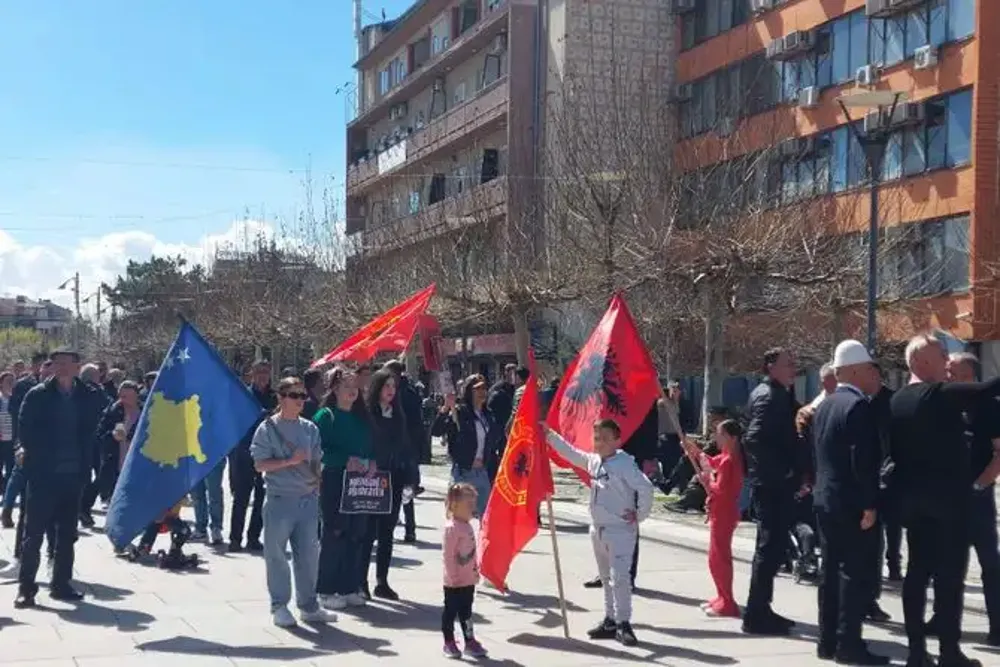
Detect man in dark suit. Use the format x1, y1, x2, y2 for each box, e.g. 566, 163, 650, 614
811, 340, 887, 665
742, 347, 802, 636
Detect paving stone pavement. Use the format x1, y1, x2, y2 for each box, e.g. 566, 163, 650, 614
0, 484, 995, 666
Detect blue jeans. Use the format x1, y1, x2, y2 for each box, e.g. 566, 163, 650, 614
3, 465, 25, 511
451, 465, 491, 517
191, 461, 225, 534
263, 493, 321, 613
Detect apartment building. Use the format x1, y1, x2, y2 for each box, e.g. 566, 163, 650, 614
344, 0, 524, 259
344, 0, 676, 255
673, 0, 1000, 364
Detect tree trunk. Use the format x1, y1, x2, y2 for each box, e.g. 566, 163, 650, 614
512, 305, 531, 366
701, 287, 725, 436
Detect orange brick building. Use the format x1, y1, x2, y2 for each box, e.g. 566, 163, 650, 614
673, 0, 1000, 370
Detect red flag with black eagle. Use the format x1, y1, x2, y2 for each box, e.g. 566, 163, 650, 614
311, 285, 435, 367
545, 294, 659, 483
479, 358, 554, 592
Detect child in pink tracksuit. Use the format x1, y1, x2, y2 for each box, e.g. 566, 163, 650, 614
441, 483, 487, 659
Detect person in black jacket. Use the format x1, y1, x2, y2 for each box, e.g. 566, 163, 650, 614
228, 360, 274, 552
384, 360, 427, 543
811, 341, 888, 665
15, 348, 104, 607
75, 364, 112, 528
363, 368, 415, 601
301, 368, 323, 422
582, 402, 659, 591
890, 334, 996, 667
487, 364, 518, 432
866, 381, 896, 623
431, 375, 504, 517
1, 352, 47, 529
742, 347, 802, 636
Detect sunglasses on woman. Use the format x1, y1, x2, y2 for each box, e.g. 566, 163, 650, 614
282, 392, 308, 400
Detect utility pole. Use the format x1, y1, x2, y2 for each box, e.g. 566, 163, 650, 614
59, 272, 81, 351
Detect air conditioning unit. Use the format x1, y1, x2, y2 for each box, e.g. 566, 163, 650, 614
672, 0, 697, 13
863, 102, 924, 133
766, 37, 785, 60
798, 86, 820, 109
491, 33, 508, 53
855, 64, 880, 87
914, 45, 938, 70
674, 83, 693, 102
866, 0, 927, 19
751, 0, 773, 14
783, 30, 816, 56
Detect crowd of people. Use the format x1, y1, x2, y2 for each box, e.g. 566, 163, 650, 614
0, 334, 997, 665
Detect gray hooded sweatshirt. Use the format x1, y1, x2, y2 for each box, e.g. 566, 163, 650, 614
546, 430, 654, 528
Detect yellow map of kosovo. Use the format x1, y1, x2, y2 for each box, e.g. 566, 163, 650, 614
140, 392, 208, 467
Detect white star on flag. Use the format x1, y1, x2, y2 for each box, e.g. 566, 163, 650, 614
177, 347, 192, 364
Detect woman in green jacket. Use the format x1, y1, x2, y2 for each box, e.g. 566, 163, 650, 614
313, 368, 375, 610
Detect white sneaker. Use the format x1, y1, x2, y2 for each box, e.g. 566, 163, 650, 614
345, 593, 366, 607
0, 560, 20, 579
300, 607, 337, 624
319, 594, 347, 610
272, 607, 297, 628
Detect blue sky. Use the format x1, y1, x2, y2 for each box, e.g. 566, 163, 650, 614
0, 0, 411, 305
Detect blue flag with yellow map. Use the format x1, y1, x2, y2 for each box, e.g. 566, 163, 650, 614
105, 321, 263, 549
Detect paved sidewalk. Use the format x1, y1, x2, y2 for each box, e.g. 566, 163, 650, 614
0, 485, 994, 666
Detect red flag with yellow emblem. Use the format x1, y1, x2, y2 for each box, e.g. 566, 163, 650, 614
311, 285, 435, 366
479, 363, 553, 592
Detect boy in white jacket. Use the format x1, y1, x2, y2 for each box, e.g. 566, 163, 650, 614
544, 418, 654, 647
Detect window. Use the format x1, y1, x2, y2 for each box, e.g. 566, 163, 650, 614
408, 190, 421, 214
947, 0, 975, 42
882, 216, 970, 297
946, 88, 972, 166
680, 0, 748, 51
378, 69, 391, 95
831, 127, 850, 193
453, 82, 466, 106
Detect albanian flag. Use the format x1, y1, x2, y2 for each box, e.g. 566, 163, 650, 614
311, 285, 435, 367
480, 365, 553, 591
546, 293, 659, 482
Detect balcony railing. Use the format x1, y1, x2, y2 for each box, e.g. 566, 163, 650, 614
346, 77, 508, 194
352, 2, 509, 127
362, 176, 507, 255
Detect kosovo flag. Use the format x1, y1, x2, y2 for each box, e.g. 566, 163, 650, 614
105, 321, 263, 549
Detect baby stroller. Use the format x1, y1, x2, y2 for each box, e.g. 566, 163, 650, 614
789, 493, 821, 584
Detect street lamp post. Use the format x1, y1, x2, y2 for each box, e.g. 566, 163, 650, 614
836, 90, 905, 352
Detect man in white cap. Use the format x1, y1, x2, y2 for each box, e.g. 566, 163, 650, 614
811, 340, 887, 665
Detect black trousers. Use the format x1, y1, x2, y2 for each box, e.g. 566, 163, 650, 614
816, 508, 879, 651
96, 445, 119, 503
968, 489, 1000, 633
746, 481, 796, 617
79, 449, 103, 514
228, 452, 264, 545
317, 468, 371, 596
442, 585, 475, 642
364, 483, 404, 584
902, 511, 968, 657
14, 485, 55, 561
656, 435, 683, 492
19, 475, 82, 595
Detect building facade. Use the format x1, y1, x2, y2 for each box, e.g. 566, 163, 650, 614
673, 0, 996, 364
0, 295, 73, 337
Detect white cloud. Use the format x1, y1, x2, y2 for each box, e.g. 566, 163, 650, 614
0, 219, 277, 313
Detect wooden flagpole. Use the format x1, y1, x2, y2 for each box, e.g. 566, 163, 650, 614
545, 497, 571, 639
